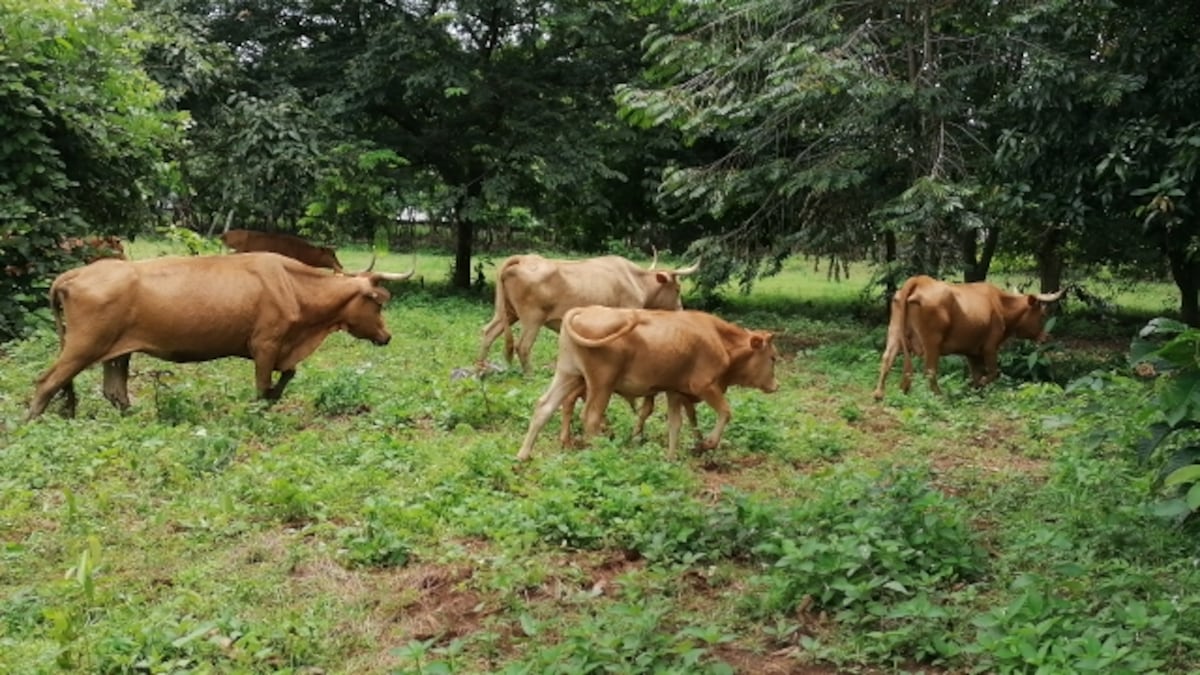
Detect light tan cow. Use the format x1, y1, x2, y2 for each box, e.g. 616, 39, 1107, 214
517, 306, 779, 461
26, 252, 413, 419
478, 253, 699, 373
873, 275, 1065, 399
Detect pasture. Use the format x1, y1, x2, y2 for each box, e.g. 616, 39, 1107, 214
2, 246, 1198, 674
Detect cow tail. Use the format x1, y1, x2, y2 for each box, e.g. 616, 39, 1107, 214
895, 278, 918, 374
483, 256, 519, 362
49, 281, 67, 344
562, 308, 640, 348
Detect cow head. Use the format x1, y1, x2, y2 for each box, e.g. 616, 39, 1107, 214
732, 331, 780, 393
341, 280, 395, 345
341, 264, 415, 345
646, 259, 701, 310
1011, 289, 1066, 342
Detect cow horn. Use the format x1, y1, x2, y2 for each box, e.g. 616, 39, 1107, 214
356, 254, 377, 275
648, 246, 659, 270
371, 253, 417, 282
673, 259, 701, 277
1035, 288, 1066, 303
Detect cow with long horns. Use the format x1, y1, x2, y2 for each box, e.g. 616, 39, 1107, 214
873, 275, 1065, 399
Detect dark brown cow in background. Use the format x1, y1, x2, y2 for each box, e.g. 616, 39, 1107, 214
478, 253, 699, 374
221, 229, 343, 272
872, 275, 1065, 400
25, 252, 413, 420
516, 306, 779, 461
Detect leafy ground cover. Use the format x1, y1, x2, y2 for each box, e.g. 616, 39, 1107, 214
2, 246, 1198, 673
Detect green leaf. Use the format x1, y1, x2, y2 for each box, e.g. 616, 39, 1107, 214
1163, 463, 1200, 487
1152, 497, 1191, 519
1158, 371, 1200, 426
1187, 482, 1200, 510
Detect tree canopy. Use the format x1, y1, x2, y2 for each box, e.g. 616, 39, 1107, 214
5, 0, 1200, 329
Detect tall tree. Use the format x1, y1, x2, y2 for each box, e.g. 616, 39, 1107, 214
344, 0, 662, 286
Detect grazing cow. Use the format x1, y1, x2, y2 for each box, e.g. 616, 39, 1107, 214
221, 229, 343, 272
516, 307, 779, 461
478, 253, 699, 373
25, 252, 413, 420
872, 275, 1065, 400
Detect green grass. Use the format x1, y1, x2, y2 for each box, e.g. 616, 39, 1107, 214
2, 243, 1199, 673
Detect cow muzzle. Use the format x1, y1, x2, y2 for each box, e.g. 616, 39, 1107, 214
374, 333, 392, 346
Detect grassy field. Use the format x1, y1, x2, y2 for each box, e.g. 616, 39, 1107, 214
2, 245, 1198, 673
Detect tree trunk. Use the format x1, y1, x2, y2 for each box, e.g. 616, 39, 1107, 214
453, 215, 473, 289
884, 230, 898, 296
1037, 226, 1063, 293
1168, 245, 1200, 326
960, 227, 999, 283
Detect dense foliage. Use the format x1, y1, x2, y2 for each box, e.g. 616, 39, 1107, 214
0, 0, 181, 338
5, 0, 1200, 312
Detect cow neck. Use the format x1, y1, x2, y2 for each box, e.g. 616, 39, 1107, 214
997, 292, 1031, 336
288, 271, 363, 330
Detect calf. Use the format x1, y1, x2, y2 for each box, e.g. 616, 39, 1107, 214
517, 307, 778, 460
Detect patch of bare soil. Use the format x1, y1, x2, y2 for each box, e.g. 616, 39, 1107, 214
288, 554, 491, 672
712, 645, 841, 674
522, 549, 647, 601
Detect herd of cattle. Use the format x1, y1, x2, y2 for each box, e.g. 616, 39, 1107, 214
21, 230, 1065, 460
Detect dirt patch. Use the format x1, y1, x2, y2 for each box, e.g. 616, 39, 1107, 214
292, 556, 492, 673
712, 644, 841, 674
376, 563, 485, 641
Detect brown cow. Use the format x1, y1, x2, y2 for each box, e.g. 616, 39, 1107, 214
516, 306, 779, 461
872, 275, 1065, 400
478, 253, 699, 373
25, 252, 413, 420
221, 229, 343, 272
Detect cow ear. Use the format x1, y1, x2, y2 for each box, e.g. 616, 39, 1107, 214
655, 272, 671, 284
750, 334, 765, 350
1026, 295, 1038, 307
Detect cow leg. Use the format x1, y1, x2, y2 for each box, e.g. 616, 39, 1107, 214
559, 383, 586, 447
666, 393, 684, 456
631, 395, 655, 439
874, 338, 900, 400
101, 354, 132, 411
921, 341, 943, 395
518, 372, 582, 461
694, 388, 732, 452
253, 356, 286, 401
965, 355, 987, 388
478, 315, 514, 367
27, 356, 94, 420
267, 369, 296, 400
981, 351, 1001, 387
684, 398, 701, 444
514, 316, 544, 375
581, 383, 615, 440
